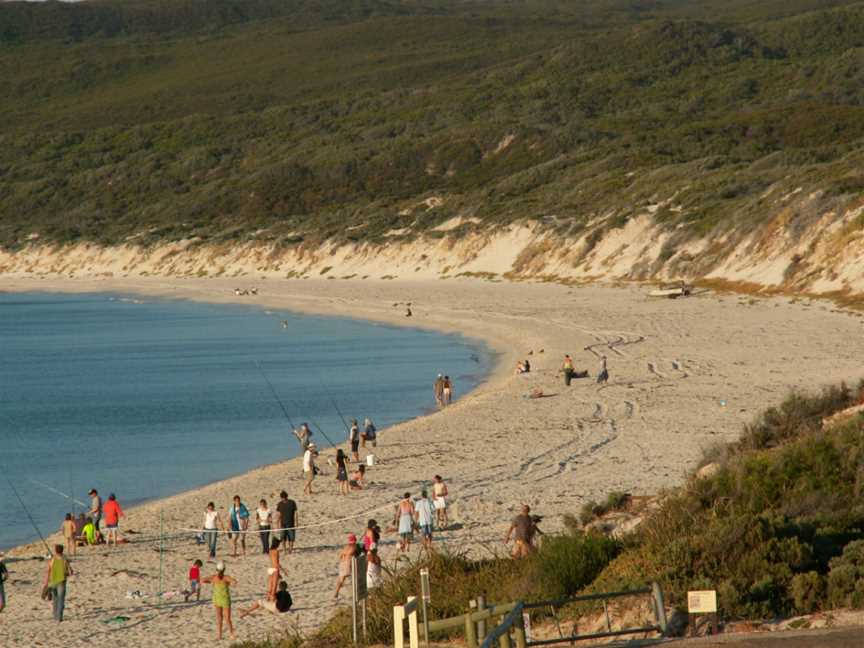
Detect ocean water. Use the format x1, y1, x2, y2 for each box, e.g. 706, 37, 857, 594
0, 292, 491, 549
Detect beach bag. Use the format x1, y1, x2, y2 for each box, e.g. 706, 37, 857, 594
41, 585, 53, 601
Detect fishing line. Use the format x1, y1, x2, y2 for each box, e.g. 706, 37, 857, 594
312, 370, 351, 433
4, 469, 52, 556
254, 360, 298, 430
28, 478, 88, 507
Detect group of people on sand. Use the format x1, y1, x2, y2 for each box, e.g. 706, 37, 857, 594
294, 417, 377, 496
57, 489, 125, 553
200, 491, 299, 559
560, 353, 608, 386
434, 374, 454, 407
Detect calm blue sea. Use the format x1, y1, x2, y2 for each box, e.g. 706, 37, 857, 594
0, 292, 491, 549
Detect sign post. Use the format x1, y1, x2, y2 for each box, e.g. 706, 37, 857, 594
420, 568, 431, 646
352, 555, 369, 644
687, 590, 718, 636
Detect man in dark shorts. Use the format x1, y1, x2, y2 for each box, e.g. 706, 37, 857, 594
504, 505, 539, 558
276, 491, 297, 555
349, 420, 360, 462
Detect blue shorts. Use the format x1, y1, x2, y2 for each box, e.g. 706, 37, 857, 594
281, 529, 295, 543
189, 579, 199, 593
420, 525, 432, 539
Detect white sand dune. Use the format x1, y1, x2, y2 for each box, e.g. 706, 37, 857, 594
3, 276, 864, 647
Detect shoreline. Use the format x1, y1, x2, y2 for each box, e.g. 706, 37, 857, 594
4, 276, 864, 647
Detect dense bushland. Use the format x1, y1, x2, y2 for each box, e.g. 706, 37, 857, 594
4, 1, 864, 250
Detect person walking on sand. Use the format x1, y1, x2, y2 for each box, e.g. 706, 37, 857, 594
43, 545, 72, 622
442, 375, 453, 405
432, 475, 449, 528
363, 417, 377, 448
562, 354, 575, 386
61, 513, 77, 556
334, 534, 358, 599
597, 355, 609, 384
276, 491, 298, 555
203, 502, 223, 560
256, 499, 272, 555
395, 493, 416, 553
336, 449, 350, 496
349, 419, 361, 462
434, 374, 444, 408
504, 505, 540, 559
202, 562, 236, 641
294, 422, 313, 452
303, 443, 318, 495
228, 495, 250, 557
415, 490, 435, 550
267, 538, 288, 601
186, 559, 202, 602
0, 552, 8, 613
88, 488, 102, 532
102, 493, 124, 546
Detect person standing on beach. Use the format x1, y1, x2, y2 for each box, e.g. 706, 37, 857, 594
415, 490, 435, 550
395, 493, 416, 553
0, 552, 8, 613
294, 422, 313, 452
276, 491, 297, 554
102, 494, 124, 546
349, 419, 360, 462
256, 499, 272, 555
203, 502, 223, 560
434, 374, 444, 408
61, 514, 77, 556
267, 538, 288, 600
88, 489, 102, 532
432, 475, 449, 528
442, 376, 453, 405
334, 534, 358, 599
43, 545, 72, 622
336, 449, 349, 496
202, 562, 236, 641
561, 354, 575, 386
504, 505, 540, 559
229, 495, 250, 557
303, 443, 317, 495
363, 417, 377, 448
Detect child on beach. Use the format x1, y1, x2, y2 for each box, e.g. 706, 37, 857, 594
185, 559, 202, 602
334, 534, 359, 599
80, 517, 100, 546
202, 562, 236, 641
61, 513, 77, 556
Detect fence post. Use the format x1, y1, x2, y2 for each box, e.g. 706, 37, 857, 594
514, 617, 527, 648
394, 604, 406, 648
651, 582, 668, 636
476, 595, 487, 641
498, 626, 512, 648
465, 611, 478, 648
407, 596, 420, 648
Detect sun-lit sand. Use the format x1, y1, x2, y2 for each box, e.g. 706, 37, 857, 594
3, 276, 864, 647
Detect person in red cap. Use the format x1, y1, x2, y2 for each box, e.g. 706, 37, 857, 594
333, 533, 359, 599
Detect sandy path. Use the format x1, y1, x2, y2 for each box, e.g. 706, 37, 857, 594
2, 277, 863, 647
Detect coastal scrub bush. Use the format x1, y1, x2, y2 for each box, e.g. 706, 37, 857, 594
585, 385, 864, 620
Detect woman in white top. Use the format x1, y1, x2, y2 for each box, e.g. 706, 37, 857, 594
256, 499, 272, 555
432, 475, 449, 528
203, 501, 223, 559
366, 544, 382, 589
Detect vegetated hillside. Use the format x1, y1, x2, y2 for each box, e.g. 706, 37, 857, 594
4, 0, 864, 290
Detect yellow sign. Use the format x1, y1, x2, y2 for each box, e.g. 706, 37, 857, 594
687, 590, 717, 614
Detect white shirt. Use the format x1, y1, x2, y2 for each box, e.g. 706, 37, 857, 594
303, 449, 314, 472
257, 508, 271, 525
417, 498, 434, 526
204, 510, 219, 530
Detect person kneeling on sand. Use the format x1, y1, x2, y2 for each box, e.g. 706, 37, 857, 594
240, 580, 292, 617
349, 465, 366, 490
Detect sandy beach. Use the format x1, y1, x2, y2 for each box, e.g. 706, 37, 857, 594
3, 276, 864, 647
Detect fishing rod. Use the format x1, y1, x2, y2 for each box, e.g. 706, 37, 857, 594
255, 361, 299, 430
313, 372, 351, 434
293, 410, 338, 450
4, 470, 52, 557
28, 478, 88, 508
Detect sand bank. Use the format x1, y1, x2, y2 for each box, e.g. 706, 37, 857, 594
2, 276, 864, 647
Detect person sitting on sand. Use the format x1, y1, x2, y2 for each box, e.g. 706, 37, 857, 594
202, 562, 236, 641
349, 465, 366, 490
515, 361, 525, 375
334, 534, 359, 599
80, 517, 100, 546
74, 513, 86, 540
240, 580, 292, 617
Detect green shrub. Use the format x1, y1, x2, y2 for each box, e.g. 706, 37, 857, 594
827, 540, 864, 609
